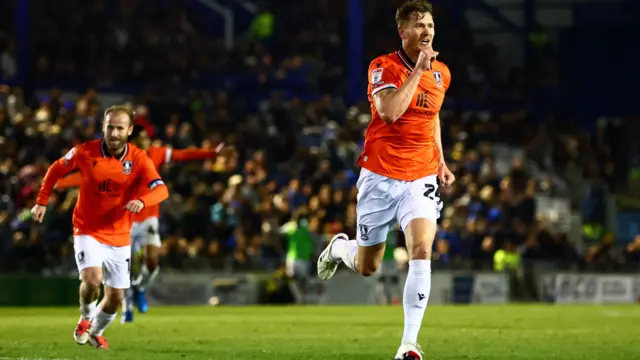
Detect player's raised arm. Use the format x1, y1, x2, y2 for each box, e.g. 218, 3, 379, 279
55, 172, 83, 189
371, 49, 437, 124
32, 146, 81, 222
124, 154, 168, 213
167, 142, 227, 163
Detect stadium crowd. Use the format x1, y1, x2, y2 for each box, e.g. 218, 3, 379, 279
1, 0, 638, 275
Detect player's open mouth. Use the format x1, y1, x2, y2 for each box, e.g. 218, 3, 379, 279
421, 39, 430, 45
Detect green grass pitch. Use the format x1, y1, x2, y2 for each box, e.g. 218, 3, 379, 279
0, 305, 639, 359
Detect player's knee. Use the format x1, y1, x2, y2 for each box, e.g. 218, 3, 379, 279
408, 241, 432, 260
103, 288, 124, 310
359, 267, 377, 277
81, 268, 103, 288
358, 262, 380, 277
404, 218, 437, 260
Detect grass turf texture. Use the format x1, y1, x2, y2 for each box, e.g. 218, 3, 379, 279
0, 305, 638, 359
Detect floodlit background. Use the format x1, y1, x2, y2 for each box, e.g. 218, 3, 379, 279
0, 1, 639, 359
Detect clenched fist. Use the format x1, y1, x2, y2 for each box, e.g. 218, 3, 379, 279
415, 48, 439, 72
124, 199, 145, 213
31, 204, 47, 223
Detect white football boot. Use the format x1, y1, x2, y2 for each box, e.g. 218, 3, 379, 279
394, 341, 424, 360
317, 233, 348, 280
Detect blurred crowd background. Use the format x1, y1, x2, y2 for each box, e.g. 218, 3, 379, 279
1, 0, 640, 277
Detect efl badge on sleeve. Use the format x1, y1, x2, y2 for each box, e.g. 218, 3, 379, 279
63, 147, 75, 166
122, 161, 132, 174
433, 71, 442, 87
371, 68, 383, 84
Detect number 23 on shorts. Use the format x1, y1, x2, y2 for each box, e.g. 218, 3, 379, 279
423, 182, 442, 205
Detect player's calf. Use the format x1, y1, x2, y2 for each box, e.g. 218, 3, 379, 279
132, 244, 161, 313
89, 287, 122, 341
79, 267, 102, 321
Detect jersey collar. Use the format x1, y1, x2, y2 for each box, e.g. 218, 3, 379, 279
397, 48, 416, 71
100, 139, 129, 161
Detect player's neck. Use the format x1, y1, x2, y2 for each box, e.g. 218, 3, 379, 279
107, 146, 126, 157
400, 46, 419, 67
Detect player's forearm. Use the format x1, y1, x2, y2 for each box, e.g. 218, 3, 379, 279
435, 114, 445, 164
36, 161, 74, 205
379, 70, 424, 123
137, 183, 169, 207
172, 149, 217, 162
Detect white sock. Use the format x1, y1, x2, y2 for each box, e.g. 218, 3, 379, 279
134, 265, 159, 290
122, 288, 134, 312
329, 239, 358, 271
90, 309, 117, 336
80, 300, 97, 320
401, 260, 431, 344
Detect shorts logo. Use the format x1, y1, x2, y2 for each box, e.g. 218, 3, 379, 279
371, 68, 383, 84
147, 226, 156, 235
433, 71, 442, 87
359, 224, 369, 241
77, 251, 85, 265
122, 160, 132, 174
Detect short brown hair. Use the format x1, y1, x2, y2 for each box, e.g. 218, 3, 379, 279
395, 0, 434, 27
104, 105, 135, 125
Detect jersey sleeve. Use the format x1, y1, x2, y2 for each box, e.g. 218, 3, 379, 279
368, 57, 402, 97
36, 146, 82, 205
169, 148, 218, 162
441, 63, 452, 91
135, 153, 168, 207
55, 172, 83, 189
148, 147, 169, 167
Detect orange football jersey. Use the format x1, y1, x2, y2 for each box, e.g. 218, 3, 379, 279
358, 49, 451, 181
37, 140, 168, 246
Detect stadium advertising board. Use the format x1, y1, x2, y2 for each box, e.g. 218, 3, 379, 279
144, 271, 508, 305
540, 273, 639, 304
146, 272, 263, 306
471, 273, 509, 304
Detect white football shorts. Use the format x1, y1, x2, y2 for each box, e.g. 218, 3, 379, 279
356, 168, 442, 247
74, 235, 131, 289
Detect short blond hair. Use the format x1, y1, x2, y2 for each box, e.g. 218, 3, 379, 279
104, 105, 135, 125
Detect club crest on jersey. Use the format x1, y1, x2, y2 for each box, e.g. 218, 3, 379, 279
433, 71, 442, 87
122, 160, 132, 174
371, 68, 383, 84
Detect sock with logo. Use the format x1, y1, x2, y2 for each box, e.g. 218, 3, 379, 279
329, 238, 358, 271
401, 260, 431, 344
